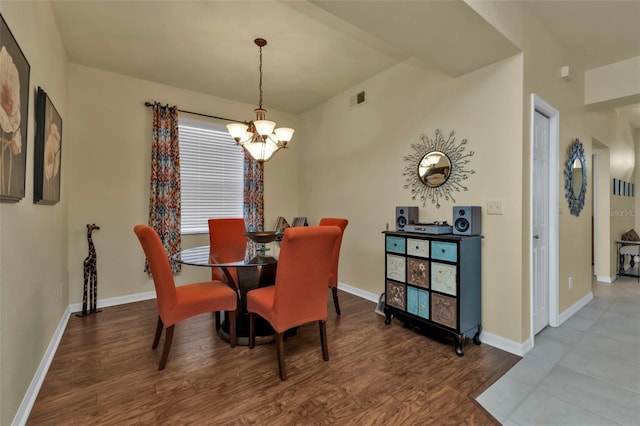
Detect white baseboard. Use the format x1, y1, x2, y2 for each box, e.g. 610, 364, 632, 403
479, 330, 528, 357
12, 305, 72, 426
557, 291, 593, 326
68, 290, 156, 314
337, 281, 380, 303
596, 275, 614, 283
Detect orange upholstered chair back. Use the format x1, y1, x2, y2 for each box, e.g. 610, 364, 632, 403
208, 218, 247, 282
133, 225, 178, 321
272, 226, 340, 332
318, 218, 348, 287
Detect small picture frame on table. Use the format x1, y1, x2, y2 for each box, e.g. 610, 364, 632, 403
33, 87, 62, 204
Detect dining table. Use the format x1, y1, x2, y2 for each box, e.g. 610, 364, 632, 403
177, 243, 279, 345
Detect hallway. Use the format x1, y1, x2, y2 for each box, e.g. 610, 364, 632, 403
477, 277, 640, 425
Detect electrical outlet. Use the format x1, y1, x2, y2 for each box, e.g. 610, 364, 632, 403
487, 200, 503, 215
568, 276, 573, 289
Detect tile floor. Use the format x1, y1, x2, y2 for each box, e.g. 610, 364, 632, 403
477, 276, 640, 425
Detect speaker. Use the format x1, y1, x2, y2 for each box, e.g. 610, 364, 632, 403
453, 206, 481, 236
396, 206, 419, 230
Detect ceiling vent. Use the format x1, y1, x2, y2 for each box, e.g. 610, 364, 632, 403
349, 91, 366, 108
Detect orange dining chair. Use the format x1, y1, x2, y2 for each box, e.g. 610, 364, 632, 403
134, 224, 237, 370
318, 217, 349, 315
208, 218, 247, 285
208, 218, 247, 330
247, 226, 340, 380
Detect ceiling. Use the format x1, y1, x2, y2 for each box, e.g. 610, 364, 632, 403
50, 0, 640, 120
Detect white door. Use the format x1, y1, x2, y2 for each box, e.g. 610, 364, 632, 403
532, 110, 550, 335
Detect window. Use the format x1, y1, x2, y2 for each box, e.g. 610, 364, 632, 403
179, 117, 244, 234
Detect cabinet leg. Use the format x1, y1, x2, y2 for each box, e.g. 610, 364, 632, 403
473, 324, 482, 345
455, 333, 464, 356
384, 312, 392, 325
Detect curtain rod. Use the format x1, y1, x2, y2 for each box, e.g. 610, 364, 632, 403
144, 101, 242, 123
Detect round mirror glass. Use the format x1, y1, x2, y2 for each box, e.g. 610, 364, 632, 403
418, 151, 451, 187
571, 158, 583, 195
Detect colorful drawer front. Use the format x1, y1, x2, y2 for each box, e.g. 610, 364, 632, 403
386, 236, 406, 254
431, 262, 457, 296
386, 254, 406, 282
431, 241, 457, 262
407, 286, 419, 315
386, 281, 406, 311
407, 258, 429, 288
407, 238, 429, 258
407, 287, 429, 319
431, 293, 457, 329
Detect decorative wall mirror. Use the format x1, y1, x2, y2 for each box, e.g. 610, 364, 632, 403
403, 129, 475, 208
564, 139, 587, 216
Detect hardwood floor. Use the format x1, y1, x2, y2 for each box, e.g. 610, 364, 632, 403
28, 291, 519, 424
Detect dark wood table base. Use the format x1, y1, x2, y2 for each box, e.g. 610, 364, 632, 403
218, 313, 275, 346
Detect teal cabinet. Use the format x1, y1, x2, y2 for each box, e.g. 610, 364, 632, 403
383, 231, 482, 356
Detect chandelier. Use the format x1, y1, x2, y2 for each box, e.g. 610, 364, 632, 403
226, 38, 294, 162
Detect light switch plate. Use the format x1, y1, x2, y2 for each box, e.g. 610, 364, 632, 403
487, 200, 503, 215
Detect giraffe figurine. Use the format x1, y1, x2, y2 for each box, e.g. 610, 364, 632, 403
77, 224, 101, 317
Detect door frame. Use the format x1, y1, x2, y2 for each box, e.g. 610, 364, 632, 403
529, 94, 560, 344
592, 149, 599, 275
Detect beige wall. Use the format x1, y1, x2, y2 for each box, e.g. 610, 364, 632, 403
0, 1, 67, 424
65, 64, 299, 304
512, 5, 635, 334
585, 57, 640, 106
297, 55, 525, 341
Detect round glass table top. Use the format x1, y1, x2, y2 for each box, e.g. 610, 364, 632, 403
177, 245, 277, 268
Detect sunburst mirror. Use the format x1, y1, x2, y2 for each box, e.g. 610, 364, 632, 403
403, 129, 475, 208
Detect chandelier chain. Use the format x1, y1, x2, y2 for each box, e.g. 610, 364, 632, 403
258, 44, 263, 109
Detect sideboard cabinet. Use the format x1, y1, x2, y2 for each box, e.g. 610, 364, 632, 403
383, 231, 482, 356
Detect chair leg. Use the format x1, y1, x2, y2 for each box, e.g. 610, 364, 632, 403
248, 313, 256, 349
228, 310, 237, 348
152, 316, 163, 350
158, 324, 174, 371
276, 332, 286, 380
319, 320, 329, 361
331, 286, 341, 315
214, 311, 221, 331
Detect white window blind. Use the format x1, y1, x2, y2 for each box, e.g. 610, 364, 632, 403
179, 117, 244, 234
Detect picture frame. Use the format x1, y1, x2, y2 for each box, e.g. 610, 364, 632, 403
33, 87, 62, 205
0, 13, 30, 202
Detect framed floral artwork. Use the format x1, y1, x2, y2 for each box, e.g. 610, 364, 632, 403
34, 87, 62, 204
0, 14, 30, 202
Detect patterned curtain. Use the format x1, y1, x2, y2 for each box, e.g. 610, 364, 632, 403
147, 103, 181, 273
243, 151, 264, 257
